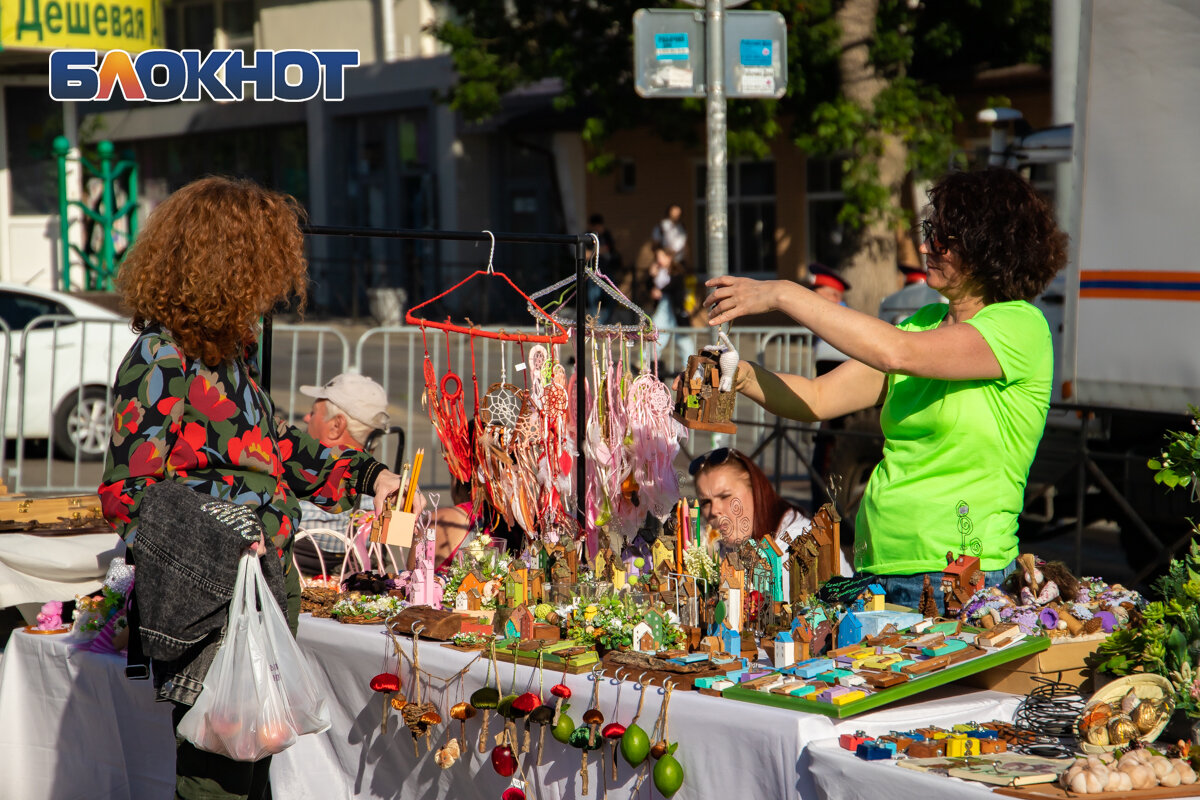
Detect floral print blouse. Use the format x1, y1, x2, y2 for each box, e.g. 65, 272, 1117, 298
99, 325, 381, 550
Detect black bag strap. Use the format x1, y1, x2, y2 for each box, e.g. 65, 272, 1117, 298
123, 546, 150, 680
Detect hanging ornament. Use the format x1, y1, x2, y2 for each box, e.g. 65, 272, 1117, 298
490, 743, 518, 777
472, 647, 501, 753
369, 673, 401, 734
434, 733, 461, 769
602, 722, 627, 784
649, 683, 684, 798
619, 676, 651, 767
450, 702, 476, 752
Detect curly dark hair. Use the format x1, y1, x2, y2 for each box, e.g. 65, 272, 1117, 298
117, 176, 308, 366
926, 168, 1068, 303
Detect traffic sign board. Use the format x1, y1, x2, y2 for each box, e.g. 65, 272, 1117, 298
634, 9, 787, 99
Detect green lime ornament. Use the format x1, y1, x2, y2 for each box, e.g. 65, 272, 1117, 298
653, 752, 684, 797
551, 708, 576, 744
620, 723, 651, 766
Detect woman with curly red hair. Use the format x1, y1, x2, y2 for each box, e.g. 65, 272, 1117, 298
99, 176, 403, 799
704, 168, 1068, 609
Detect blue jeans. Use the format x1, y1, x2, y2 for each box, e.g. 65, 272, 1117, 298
863, 560, 1017, 610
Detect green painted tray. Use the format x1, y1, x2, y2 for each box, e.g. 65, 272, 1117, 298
721, 633, 1051, 718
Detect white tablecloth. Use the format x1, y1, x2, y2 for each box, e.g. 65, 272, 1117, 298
804, 738, 1200, 800
0, 614, 1025, 800
0, 532, 122, 609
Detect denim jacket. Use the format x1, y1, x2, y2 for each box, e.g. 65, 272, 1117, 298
134, 479, 285, 706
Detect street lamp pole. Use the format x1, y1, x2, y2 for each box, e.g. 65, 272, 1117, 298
705, 0, 728, 280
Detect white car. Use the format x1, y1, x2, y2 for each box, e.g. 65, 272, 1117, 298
0, 283, 137, 461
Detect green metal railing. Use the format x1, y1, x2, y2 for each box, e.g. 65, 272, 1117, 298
53, 136, 139, 291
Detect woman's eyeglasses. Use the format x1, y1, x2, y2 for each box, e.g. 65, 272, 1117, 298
688, 447, 732, 476
921, 219, 957, 256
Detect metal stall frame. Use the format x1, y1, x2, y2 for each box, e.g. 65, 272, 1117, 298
267, 224, 593, 539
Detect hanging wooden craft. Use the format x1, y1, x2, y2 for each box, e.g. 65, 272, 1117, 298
673, 330, 740, 434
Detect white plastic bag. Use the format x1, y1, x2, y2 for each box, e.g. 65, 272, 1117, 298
177, 554, 330, 761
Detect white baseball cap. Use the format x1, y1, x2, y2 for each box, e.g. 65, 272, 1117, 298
300, 373, 390, 429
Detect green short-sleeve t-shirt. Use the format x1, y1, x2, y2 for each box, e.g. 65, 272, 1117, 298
854, 300, 1052, 574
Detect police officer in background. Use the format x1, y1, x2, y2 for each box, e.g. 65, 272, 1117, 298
878, 264, 946, 325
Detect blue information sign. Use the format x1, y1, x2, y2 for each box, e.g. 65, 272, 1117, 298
739, 38, 772, 67
655, 32, 690, 60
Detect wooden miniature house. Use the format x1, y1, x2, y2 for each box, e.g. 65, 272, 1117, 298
773, 631, 796, 668
526, 569, 546, 603
810, 503, 840, 584
757, 537, 786, 604
865, 583, 886, 612
631, 621, 655, 653
511, 604, 536, 640
466, 588, 483, 611
458, 571, 486, 596
941, 552, 984, 617
673, 352, 737, 434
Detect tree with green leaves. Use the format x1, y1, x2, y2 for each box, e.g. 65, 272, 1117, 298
434, 0, 1052, 312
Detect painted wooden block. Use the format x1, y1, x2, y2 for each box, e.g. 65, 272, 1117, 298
837, 674, 867, 688
979, 738, 1008, 754
817, 686, 850, 702
788, 684, 817, 697
861, 670, 908, 689
889, 659, 917, 673
921, 638, 968, 657
966, 728, 999, 739
830, 690, 866, 705
879, 735, 913, 753
793, 658, 835, 679
855, 742, 892, 760
859, 653, 904, 670
906, 740, 946, 758
839, 732, 867, 751
945, 735, 980, 758
770, 680, 808, 696
815, 668, 853, 683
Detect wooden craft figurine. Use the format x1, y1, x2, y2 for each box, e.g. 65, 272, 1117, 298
673, 332, 739, 434
408, 521, 443, 609
941, 552, 985, 617
784, 501, 840, 603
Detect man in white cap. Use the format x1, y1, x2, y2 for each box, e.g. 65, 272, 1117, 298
293, 373, 391, 576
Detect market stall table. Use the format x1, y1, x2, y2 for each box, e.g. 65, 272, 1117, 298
0, 532, 122, 622
0, 614, 1026, 800
803, 738, 1200, 800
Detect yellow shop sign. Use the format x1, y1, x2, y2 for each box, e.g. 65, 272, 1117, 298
2, 0, 162, 52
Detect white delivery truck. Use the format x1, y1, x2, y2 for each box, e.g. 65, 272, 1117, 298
997, 0, 1200, 583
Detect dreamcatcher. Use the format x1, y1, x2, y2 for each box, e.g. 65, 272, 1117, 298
526, 235, 686, 560
406, 231, 570, 492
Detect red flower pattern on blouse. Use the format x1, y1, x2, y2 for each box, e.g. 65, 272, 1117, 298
188, 371, 237, 422
99, 326, 380, 548
168, 421, 209, 471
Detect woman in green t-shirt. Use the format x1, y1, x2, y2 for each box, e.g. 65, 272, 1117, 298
703, 168, 1068, 609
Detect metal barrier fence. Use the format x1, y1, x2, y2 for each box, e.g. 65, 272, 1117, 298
4, 322, 819, 499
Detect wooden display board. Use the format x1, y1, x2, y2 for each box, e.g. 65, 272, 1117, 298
993, 783, 1200, 800
721, 629, 1051, 719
